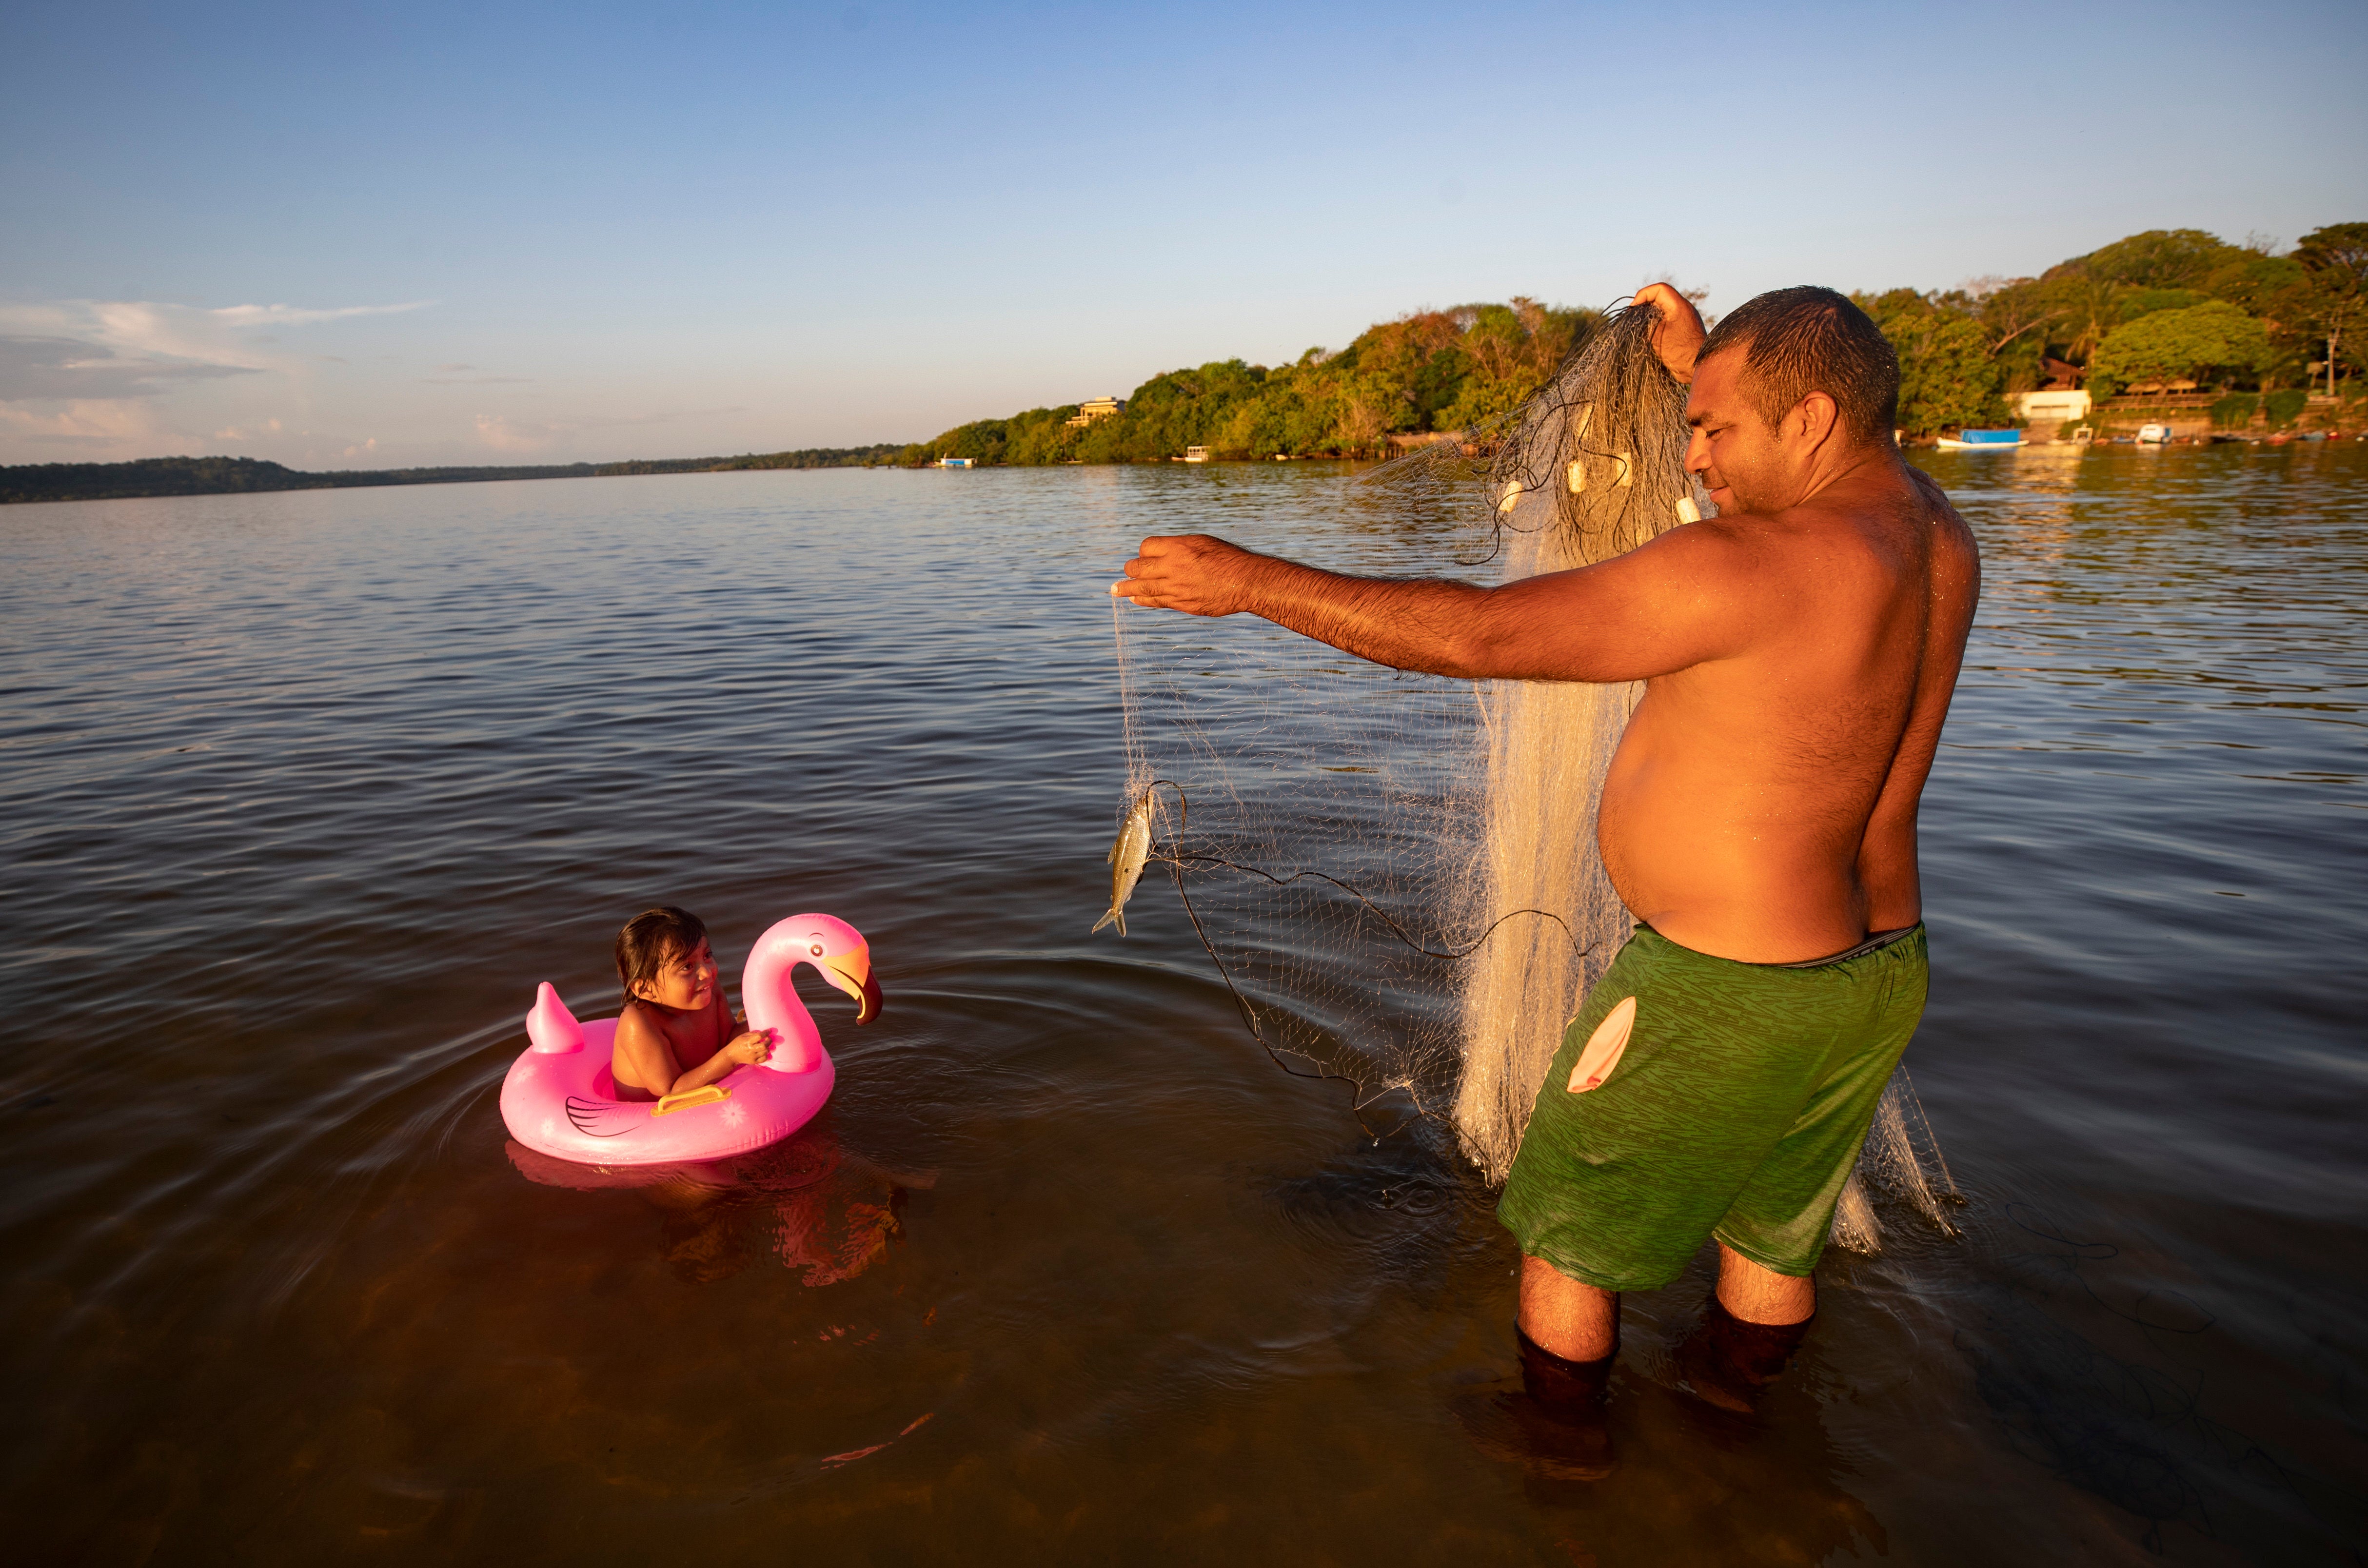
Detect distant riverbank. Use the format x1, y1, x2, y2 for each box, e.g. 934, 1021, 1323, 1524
0, 447, 910, 507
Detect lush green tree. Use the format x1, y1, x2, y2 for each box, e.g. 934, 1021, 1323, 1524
2086, 301, 2271, 397
2028, 229, 2310, 385
1002, 408, 1084, 465
2063, 229, 2244, 291
1856, 289, 2006, 435
1209, 390, 1287, 457
2115, 286, 2212, 323
2292, 222, 2368, 396
1331, 370, 1397, 451
1076, 359, 1270, 461
2199, 249, 2308, 319
1964, 277, 2062, 393
2037, 270, 2129, 368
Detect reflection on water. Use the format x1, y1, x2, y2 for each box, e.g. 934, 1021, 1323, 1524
0, 449, 2362, 1561
505, 1109, 929, 1288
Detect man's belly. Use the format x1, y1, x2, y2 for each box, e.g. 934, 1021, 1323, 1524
1597, 743, 1875, 965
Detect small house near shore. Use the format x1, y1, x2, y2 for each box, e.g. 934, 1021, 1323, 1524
2018, 389, 2092, 424
1065, 396, 1126, 430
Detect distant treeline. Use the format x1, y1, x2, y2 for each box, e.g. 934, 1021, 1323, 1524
0, 446, 911, 506
903, 221, 2365, 456
594, 444, 908, 476
900, 297, 1596, 468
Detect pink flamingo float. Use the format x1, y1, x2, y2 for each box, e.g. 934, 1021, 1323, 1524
500, 913, 881, 1167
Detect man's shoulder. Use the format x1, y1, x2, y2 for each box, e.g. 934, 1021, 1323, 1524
1766, 460, 1965, 545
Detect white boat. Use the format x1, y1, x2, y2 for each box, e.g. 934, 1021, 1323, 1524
1183, 446, 1209, 463
2136, 424, 2171, 446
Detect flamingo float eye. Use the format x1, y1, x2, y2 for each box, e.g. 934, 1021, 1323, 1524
810, 943, 824, 957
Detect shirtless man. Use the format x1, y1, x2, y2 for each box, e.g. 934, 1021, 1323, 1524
1112, 284, 1979, 1419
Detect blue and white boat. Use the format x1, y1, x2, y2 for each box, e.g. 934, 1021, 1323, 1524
1934, 428, 2024, 451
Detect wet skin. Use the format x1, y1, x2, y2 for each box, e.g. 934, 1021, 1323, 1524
1112, 284, 1981, 1351
612, 937, 775, 1101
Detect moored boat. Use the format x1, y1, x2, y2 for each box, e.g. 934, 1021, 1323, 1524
1934, 428, 2024, 451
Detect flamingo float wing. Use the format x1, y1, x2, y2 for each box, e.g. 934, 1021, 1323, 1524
565, 1098, 648, 1138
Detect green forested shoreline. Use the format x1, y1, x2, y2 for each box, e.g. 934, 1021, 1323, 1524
9, 223, 2360, 505
907, 222, 2364, 464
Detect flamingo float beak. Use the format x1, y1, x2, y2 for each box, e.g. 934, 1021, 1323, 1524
818, 947, 883, 1024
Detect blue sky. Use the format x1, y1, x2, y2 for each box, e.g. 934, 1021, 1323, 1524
3, 0, 2362, 468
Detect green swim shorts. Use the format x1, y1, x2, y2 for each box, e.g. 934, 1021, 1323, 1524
1497, 922, 1929, 1292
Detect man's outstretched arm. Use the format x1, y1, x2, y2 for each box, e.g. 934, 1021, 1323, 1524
1111, 529, 1750, 684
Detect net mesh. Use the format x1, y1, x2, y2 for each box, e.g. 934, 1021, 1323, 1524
1111, 303, 1956, 1250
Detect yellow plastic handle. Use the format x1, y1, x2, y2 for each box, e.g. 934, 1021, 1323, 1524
652, 1084, 732, 1117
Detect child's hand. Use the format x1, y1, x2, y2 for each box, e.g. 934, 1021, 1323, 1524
724, 1029, 773, 1067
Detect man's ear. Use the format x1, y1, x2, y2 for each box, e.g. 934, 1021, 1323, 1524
1787, 391, 1840, 448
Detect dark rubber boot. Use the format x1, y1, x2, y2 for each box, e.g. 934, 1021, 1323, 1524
1517, 1324, 1617, 1417
1675, 1294, 1813, 1412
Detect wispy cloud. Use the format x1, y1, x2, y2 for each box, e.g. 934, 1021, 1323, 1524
0, 297, 434, 395
209, 301, 430, 329
0, 335, 259, 401
0, 296, 434, 460
0, 397, 190, 450
474, 413, 555, 452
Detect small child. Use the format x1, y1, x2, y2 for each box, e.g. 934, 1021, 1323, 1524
611, 906, 773, 1101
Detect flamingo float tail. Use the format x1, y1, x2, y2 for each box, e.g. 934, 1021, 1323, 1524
526, 982, 586, 1054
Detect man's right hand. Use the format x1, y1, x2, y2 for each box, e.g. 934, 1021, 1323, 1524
1112, 533, 1266, 617
1631, 283, 1708, 384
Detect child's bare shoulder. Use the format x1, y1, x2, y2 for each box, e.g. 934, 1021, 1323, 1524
614, 999, 672, 1052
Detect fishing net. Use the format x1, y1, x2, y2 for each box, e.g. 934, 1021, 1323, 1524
1108, 302, 1956, 1250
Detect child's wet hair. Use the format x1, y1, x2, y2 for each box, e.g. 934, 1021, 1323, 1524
616, 905, 708, 1005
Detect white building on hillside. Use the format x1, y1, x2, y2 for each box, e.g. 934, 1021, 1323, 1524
2018, 389, 2092, 424
1065, 396, 1125, 430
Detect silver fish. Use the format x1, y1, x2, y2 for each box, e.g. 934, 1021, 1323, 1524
1092, 791, 1154, 937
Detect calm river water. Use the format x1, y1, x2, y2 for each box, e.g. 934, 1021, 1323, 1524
2, 448, 2362, 1564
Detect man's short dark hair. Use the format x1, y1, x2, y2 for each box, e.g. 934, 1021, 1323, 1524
1695, 286, 1899, 446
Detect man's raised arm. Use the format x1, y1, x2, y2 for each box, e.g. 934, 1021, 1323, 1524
1110, 526, 1753, 685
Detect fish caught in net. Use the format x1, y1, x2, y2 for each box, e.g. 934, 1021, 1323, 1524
1108, 301, 1956, 1250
